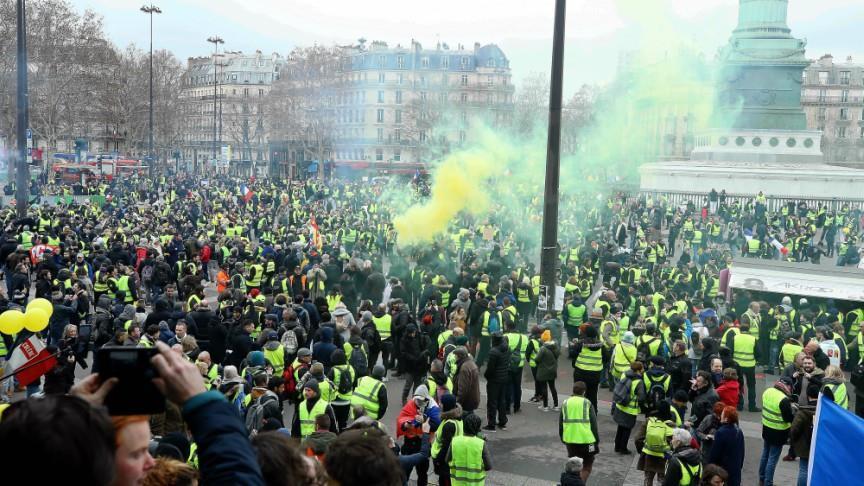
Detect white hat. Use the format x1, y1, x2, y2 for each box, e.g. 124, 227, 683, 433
781, 296, 792, 306
799, 298, 808, 306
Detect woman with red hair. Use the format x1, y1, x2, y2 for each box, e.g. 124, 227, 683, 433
708, 406, 745, 486
112, 415, 156, 486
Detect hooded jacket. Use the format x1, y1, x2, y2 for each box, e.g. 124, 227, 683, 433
790, 403, 816, 459
484, 335, 512, 384
432, 403, 464, 466
396, 385, 441, 438
535, 341, 560, 382
661, 446, 701, 486
312, 327, 337, 370
399, 324, 429, 375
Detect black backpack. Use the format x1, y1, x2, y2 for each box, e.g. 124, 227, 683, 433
335, 366, 353, 395
349, 344, 369, 377
643, 373, 668, 411
636, 337, 659, 363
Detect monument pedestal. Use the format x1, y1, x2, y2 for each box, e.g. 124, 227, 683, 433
639, 128, 864, 200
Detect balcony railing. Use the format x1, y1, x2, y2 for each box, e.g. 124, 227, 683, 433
801, 95, 863, 104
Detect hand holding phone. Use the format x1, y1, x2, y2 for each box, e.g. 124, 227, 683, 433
95, 347, 163, 415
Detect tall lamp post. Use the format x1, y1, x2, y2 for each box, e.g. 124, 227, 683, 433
140, 4, 161, 179
207, 36, 224, 171
15, 0, 29, 218
540, 0, 566, 314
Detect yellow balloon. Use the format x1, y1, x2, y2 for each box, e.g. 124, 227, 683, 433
27, 298, 53, 318
0, 310, 25, 335
23, 308, 49, 333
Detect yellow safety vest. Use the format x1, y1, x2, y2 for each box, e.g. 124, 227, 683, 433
298, 399, 329, 439
733, 333, 757, 368
761, 387, 790, 431
561, 396, 595, 444
350, 376, 384, 417
575, 346, 603, 372
372, 314, 392, 339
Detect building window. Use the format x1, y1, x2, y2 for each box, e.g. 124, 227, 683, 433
461, 74, 468, 86
395, 90, 402, 104
819, 107, 827, 118
393, 149, 401, 161
377, 128, 384, 142
394, 128, 401, 142
421, 57, 429, 68
439, 92, 447, 103
375, 148, 383, 161
461, 56, 469, 69
487, 94, 493, 105
395, 110, 402, 124
460, 93, 468, 104
837, 127, 847, 138
487, 75, 493, 87
487, 59, 495, 67
459, 130, 466, 143
420, 76, 427, 87
841, 108, 849, 120
819, 89, 827, 102
420, 130, 427, 143
441, 56, 449, 69
377, 91, 384, 103
840, 71, 851, 85
420, 91, 427, 102
258, 89, 264, 97
396, 55, 404, 69
397, 73, 403, 85
376, 109, 384, 123
378, 72, 385, 84
842, 90, 849, 103
243, 88, 249, 97
377, 55, 385, 67
860, 127, 864, 138
461, 111, 467, 123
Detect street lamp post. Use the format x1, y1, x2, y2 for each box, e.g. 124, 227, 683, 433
15, 0, 29, 219
140, 4, 161, 180
540, 0, 566, 314
207, 36, 224, 172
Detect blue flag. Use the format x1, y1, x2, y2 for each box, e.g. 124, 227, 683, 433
809, 395, 864, 485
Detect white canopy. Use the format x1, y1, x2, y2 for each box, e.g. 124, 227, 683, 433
729, 258, 864, 303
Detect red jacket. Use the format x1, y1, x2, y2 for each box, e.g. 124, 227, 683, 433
200, 245, 212, 264
716, 379, 740, 409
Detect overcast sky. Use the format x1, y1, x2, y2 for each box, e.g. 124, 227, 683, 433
70, 0, 864, 95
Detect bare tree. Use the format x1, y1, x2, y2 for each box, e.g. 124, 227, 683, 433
561, 84, 597, 155
512, 72, 550, 136
267, 45, 345, 179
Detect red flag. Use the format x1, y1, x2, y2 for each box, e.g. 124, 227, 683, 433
7, 335, 57, 386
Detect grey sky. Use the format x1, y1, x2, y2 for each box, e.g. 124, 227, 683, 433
71, 0, 864, 95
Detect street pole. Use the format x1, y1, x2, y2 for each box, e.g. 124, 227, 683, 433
15, 0, 29, 219
207, 36, 224, 173
540, 0, 566, 315
140, 4, 161, 180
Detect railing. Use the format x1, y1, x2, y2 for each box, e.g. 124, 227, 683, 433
801, 95, 863, 104
637, 189, 864, 212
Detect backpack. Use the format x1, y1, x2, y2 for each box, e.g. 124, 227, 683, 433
509, 335, 524, 372
141, 264, 154, 282
283, 362, 306, 398
280, 328, 299, 356
335, 366, 353, 395
852, 361, 864, 389
487, 313, 501, 334
644, 373, 668, 411
245, 393, 278, 438
612, 375, 633, 405
349, 343, 369, 377
636, 337, 659, 363
502, 309, 516, 328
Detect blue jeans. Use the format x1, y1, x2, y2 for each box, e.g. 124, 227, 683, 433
797, 457, 808, 486
769, 341, 780, 372
759, 441, 783, 486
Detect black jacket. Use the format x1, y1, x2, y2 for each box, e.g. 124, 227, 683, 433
228, 329, 253, 368
484, 338, 511, 384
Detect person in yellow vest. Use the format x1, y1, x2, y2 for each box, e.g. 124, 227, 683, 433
558, 381, 599, 483
261, 331, 287, 377
663, 428, 703, 486
570, 323, 605, 411
431, 393, 464, 484
610, 331, 637, 389
446, 414, 491, 486
613, 361, 646, 454
634, 400, 676, 486
291, 378, 337, 440
503, 321, 528, 413
821, 365, 849, 410
350, 365, 388, 420
328, 349, 356, 431
728, 321, 761, 412
758, 378, 795, 486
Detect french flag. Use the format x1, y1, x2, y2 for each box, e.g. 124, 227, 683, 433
7, 335, 57, 386
240, 184, 254, 203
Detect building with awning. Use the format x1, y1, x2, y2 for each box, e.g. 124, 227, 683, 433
728, 258, 864, 303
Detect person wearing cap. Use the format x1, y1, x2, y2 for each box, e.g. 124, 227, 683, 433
351, 364, 388, 420
291, 378, 337, 440
759, 378, 795, 486
262, 330, 287, 377
570, 323, 604, 410
397, 384, 441, 485
431, 393, 463, 486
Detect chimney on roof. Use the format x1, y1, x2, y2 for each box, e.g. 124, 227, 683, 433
474, 42, 481, 52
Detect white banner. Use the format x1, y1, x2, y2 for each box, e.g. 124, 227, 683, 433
729, 263, 864, 302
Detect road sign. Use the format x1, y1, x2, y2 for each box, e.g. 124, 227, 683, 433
537, 285, 548, 312
25, 128, 31, 140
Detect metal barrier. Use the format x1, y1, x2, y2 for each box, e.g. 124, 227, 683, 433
637, 190, 864, 212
